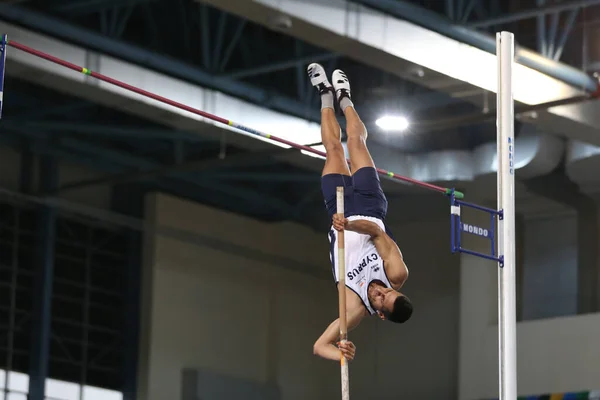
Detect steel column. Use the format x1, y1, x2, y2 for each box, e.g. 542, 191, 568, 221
461, 0, 477, 23
27, 153, 58, 400
200, 3, 211, 70
219, 21, 246, 72
212, 11, 227, 71
457, 0, 464, 21
122, 229, 141, 400
446, 0, 454, 20
537, 0, 548, 55
554, 9, 579, 61
547, 12, 560, 57
112, 185, 143, 400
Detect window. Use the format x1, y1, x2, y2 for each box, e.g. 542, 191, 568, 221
0, 200, 131, 397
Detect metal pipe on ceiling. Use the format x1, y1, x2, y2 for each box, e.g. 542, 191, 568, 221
468, 0, 600, 28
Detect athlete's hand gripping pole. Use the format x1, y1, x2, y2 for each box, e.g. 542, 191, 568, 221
336, 187, 350, 400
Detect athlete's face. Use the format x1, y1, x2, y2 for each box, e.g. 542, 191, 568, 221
370, 286, 401, 319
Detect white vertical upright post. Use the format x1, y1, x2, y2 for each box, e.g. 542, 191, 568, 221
496, 31, 517, 400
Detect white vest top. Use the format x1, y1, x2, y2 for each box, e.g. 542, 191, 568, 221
329, 216, 393, 315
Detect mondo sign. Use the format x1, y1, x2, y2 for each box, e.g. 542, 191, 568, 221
462, 223, 490, 238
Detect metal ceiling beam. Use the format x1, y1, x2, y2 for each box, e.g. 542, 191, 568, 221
468, 0, 600, 28
57, 149, 284, 192
54, 0, 155, 15
209, 171, 318, 182
352, 0, 597, 92
0, 131, 294, 222
0, 4, 322, 123
12, 102, 93, 119
0, 131, 127, 174
55, 137, 298, 215
1, 125, 296, 215
412, 92, 593, 132
223, 52, 339, 80
1, 121, 208, 141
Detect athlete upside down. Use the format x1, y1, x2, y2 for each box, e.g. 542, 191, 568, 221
307, 63, 413, 363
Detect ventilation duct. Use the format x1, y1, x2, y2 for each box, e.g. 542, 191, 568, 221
368, 125, 564, 188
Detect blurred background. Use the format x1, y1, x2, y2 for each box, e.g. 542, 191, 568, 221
0, 0, 599, 399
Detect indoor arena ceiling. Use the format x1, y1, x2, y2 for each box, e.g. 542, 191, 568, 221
0, 0, 599, 229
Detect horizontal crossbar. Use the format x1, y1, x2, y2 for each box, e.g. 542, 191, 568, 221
2, 37, 465, 198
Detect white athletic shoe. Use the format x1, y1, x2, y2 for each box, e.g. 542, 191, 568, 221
307, 63, 333, 94
332, 68, 364, 137
331, 69, 351, 103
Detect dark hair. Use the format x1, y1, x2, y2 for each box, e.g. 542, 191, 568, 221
386, 295, 413, 323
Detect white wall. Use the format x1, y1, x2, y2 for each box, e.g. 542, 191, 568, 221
138, 193, 461, 400
459, 209, 600, 400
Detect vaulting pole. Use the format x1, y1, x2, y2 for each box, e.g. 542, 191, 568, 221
336, 186, 349, 400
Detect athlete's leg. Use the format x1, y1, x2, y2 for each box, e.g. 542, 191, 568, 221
308, 63, 350, 177
331, 69, 388, 220
331, 69, 375, 175
308, 63, 352, 220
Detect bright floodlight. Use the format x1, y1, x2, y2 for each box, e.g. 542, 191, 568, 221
375, 115, 409, 132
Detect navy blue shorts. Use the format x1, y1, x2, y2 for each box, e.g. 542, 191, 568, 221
321, 166, 389, 221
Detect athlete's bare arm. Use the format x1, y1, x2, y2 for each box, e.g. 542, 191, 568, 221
332, 215, 409, 287
313, 298, 366, 361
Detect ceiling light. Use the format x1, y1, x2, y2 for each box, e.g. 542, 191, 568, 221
375, 115, 409, 132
